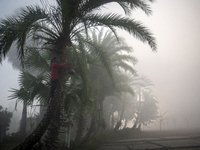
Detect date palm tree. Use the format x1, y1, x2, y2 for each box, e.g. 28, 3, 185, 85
9, 47, 80, 148
0, 0, 156, 149
131, 75, 155, 129
80, 28, 137, 142
137, 90, 158, 130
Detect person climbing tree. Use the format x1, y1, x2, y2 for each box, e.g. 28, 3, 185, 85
48, 56, 74, 104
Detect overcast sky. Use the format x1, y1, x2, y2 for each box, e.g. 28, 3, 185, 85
130, 0, 200, 117
1, 0, 200, 129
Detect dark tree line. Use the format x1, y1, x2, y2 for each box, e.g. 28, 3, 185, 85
0, 105, 13, 144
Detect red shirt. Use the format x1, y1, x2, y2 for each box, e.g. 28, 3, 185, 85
51, 63, 68, 79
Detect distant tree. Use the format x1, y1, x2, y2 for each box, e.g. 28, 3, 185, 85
103, 86, 136, 131
158, 110, 168, 131
122, 94, 137, 129
113, 92, 136, 131
171, 116, 178, 130
131, 75, 155, 129
137, 90, 158, 130
180, 112, 194, 129
0, 105, 13, 144
19, 101, 27, 137
82, 28, 136, 140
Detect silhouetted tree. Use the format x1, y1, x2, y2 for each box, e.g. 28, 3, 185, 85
131, 76, 155, 129
83, 29, 136, 140
0, 105, 13, 144
137, 90, 158, 130
158, 110, 168, 131
19, 101, 27, 137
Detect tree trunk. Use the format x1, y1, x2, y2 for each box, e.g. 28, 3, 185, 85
114, 96, 126, 131
99, 98, 106, 129
75, 113, 85, 143
12, 87, 63, 150
82, 93, 106, 143
81, 101, 98, 144
11, 48, 68, 150
137, 123, 142, 131
20, 102, 27, 137
39, 104, 46, 122
132, 88, 142, 129
123, 119, 127, 129
132, 117, 138, 129
42, 105, 62, 149
111, 113, 115, 130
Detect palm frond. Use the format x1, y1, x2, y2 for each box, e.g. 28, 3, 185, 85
24, 46, 50, 73
116, 83, 134, 96
16, 70, 49, 103
83, 13, 157, 51
0, 5, 47, 64
9, 88, 29, 102
76, 34, 114, 84
72, 45, 89, 92
112, 54, 138, 64
113, 61, 136, 75
79, 0, 154, 16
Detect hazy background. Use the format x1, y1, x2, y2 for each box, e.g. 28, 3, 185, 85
1, 0, 200, 131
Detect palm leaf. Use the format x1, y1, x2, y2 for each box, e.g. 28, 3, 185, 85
79, 0, 154, 16
24, 46, 50, 73
83, 13, 156, 51
76, 33, 114, 84
0, 5, 47, 64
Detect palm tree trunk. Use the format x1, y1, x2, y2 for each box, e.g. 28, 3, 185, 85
132, 117, 139, 129
123, 119, 128, 129
114, 98, 125, 131
82, 95, 105, 144
81, 100, 99, 144
39, 104, 46, 122
75, 113, 85, 143
12, 51, 68, 150
20, 101, 27, 137
12, 88, 62, 150
132, 88, 142, 130
137, 123, 142, 131
42, 105, 61, 149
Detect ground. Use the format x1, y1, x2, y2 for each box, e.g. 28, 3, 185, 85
96, 129, 200, 150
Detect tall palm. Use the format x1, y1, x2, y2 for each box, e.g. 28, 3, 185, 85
9, 48, 76, 147
10, 35, 97, 147
130, 75, 155, 129
65, 28, 136, 143
0, 0, 156, 149
138, 90, 158, 129
80, 28, 137, 141
58, 28, 137, 143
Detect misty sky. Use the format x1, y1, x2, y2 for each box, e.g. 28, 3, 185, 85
0, 0, 200, 129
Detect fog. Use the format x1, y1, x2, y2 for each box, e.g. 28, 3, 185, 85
1, 0, 200, 133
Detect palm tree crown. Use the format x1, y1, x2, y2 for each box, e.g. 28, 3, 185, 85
0, 0, 156, 64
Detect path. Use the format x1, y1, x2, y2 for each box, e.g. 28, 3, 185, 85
97, 135, 200, 150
